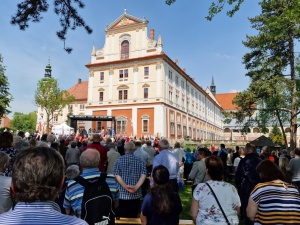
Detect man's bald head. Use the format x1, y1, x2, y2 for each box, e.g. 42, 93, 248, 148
80, 149, 100, 169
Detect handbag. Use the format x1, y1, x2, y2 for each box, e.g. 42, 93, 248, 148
206, 182, 230, 225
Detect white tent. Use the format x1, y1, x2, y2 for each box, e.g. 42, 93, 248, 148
52, 123, 74, 136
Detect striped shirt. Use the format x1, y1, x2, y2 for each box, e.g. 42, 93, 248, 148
63, 168, 119, 217
0, 201, 88, 225
250, 182, 300, 224
113, 152, 147, 200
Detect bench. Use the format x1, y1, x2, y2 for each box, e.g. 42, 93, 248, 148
115, 218, 194, 224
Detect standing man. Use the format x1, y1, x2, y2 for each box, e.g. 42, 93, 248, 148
87, 134, 107, 172
152, 139, 179, 192
289, 147, 300, 189
188, 148, 209, 193
133, 141, 150, 197
107, 143, 121, 174
0, 146, 88, 225
217, 143, 228, 180
143, 140, 156, 176
235, 143, 261, 225
134, 141, 150, 167
0, 152, 12, 213
64, 149, 119, 219
113, 141, 147, 218
171, 142, 186, 180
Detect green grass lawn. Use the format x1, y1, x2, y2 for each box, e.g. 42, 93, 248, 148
179, 183, 193, 220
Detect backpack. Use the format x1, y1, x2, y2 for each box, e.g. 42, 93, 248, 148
74, 173, 115, 225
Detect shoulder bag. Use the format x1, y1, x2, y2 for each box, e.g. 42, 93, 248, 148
206, 182, 230, 225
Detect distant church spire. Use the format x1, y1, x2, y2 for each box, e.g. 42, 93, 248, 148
210, 76, 216, 96
44, 57, 52, 79
91, 46, 96, 56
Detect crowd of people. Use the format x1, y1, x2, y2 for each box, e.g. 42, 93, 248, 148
0, 129, 299, 225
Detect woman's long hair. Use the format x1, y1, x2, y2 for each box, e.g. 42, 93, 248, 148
151, 165, 175, 215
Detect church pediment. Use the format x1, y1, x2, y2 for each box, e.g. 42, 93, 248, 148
112, 17, 139, 28
106, 11, 148, 31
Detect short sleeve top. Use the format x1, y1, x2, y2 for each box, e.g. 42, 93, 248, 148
193, 180, 240, 225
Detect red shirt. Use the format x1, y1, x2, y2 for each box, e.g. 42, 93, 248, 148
86, 142, 108, 172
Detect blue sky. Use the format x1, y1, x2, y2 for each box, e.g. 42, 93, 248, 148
0, 0, 261, 117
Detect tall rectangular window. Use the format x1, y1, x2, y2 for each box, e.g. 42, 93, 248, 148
169, 71, 172, 80
144, 88, 148, 99
119, 70, 123, 79
181, 80, 184, 89
143, 119, 149, 133
80, 104, 85, 110
100, 72, 104, 81
177, 124, 182, 136
170, 122, 175, 135
119, 69, 128, 79
99, 92, 104, 102
175, 76, 179, 86
119, 90, 128, 100
53, 115, 58, 123
121, 40, 129, 59
117, 120, 127, 133
183, 126, 187, 137
169, 91, 173, 102
144, 67, 149, 77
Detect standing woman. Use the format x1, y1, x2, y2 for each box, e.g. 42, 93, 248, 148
0, 132, 19, 176
190, 156, 240, 225
140, 165, 182, 225
247, 160, 300, 224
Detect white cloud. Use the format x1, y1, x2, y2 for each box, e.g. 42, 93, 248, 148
229, 89, 239, 93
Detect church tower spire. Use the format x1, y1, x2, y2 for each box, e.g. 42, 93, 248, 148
44, 58, 52, 79
210, 76, 216, 96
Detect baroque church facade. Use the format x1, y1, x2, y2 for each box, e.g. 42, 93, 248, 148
38, 11, 224, 141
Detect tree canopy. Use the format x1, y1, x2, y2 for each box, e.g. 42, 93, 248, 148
11, 0, 92, 53
224, 0, 300, 149
166, 0, 245, 20
35, 77, 74, 133
10, 111, 37, 133
0, 55, 13, 117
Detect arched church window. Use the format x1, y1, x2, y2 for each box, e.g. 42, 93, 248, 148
121, 40, 129, 59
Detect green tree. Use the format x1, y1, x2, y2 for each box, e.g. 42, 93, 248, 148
166, 0, 245, 20
10, 111, 37, 133
223, 0, 300, 150
0, 55, 13, 117
11, 0, 92, 53
35, 77, 74, 133
269, 124, 284, 146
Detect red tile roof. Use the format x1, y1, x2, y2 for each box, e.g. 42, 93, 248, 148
4, 115, 10, 127
67, 79, 88, 101
215, 93, 238, 110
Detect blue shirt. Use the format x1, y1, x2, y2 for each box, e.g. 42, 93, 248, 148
185, 151, 195, 164
0, 201, 87, 225
153, 150, 179, 180
113, 152, 147, 200
63, 168, 119, 217
134, 147, 150, 164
